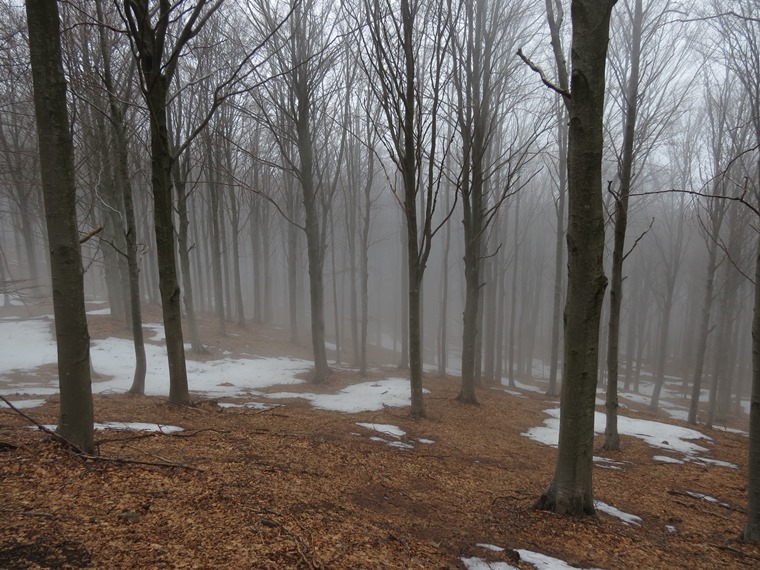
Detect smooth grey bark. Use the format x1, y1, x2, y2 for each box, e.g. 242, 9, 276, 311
26, 0, 94, 452
206, 132, 227, 335
604, 0, 643, 451
535, 0, 615, 516
649, 201, 686, 411
437, 188, 451, 377
747, 231, 760, 541
545, 0, 569, 398
174, 156, 207, 354
507, 193, 521, 388
95, 0, 147, 393
123, 0, 223, 405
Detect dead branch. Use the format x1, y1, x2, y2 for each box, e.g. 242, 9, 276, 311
79, 226, 104, 244
80, 453, 203, 471
516, 48, 571, 100
0, 394, 84, 453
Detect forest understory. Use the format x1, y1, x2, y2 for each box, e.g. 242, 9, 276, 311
1, 305, 758, 569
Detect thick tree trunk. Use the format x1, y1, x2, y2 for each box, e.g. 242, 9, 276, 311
27, 0, 94, 452
536, 0, 614, 516
745, 231, 760, 542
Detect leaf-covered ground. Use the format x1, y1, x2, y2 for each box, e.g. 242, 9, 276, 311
1, 307, 758, 569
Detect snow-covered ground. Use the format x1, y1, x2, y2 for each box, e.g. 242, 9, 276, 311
463, 544, 604, 570
523, 407, 736, 468
0, 316, 421, 415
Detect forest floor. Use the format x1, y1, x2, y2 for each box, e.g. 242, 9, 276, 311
1, 303, 759, 569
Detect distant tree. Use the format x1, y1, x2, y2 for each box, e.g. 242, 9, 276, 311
534, 0, 615, 515
359, 0, 451, 417
26, 0, 94, 453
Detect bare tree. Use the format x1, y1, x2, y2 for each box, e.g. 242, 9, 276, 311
358, 0, 452, 417
534, 0, 616, 516
121, 0, 223, 404
26, 0, 94, 452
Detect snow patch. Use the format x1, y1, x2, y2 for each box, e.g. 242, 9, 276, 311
0, 398, 46, 409
461, 557, 517, 570
523, 408, 731, 467
356, 423, 406, 438
40, 422, 183, 433
517, 549, 603, 570
594, 500, 642, 526
261, 379, 426, 413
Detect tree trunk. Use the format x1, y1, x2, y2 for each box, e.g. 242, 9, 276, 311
95, 0, 148, 392
605, 0, 642, 450
26, 0, 94, 452
688, 236, 719, 424
536, 0, 614, 516
745, 230, 760, 541
293, 62, 329, 384
207, 134, 227, 336
175, 167, 207, 354
507, 194, 521, 388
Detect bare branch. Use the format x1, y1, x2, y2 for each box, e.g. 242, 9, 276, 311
516, 48, 571, 101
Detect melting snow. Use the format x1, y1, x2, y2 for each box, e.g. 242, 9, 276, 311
461, 557, 517, 570
41, 422, 183, 433
593, 500, 642, 526
517, 549, 603, 570
356, 423, 406, 438
523, 408, 733, 467
1, 398, 46, 409
261, 379, 427, 413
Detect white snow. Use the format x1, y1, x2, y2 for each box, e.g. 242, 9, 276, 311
143, 323, 166, 341
517, 549, 603, 570
694, 457, 737, 468
461, 557, 517, 570
417, 438, 435, 445
89, 336, 310, 397
523, 408, 732, 467
0, 318, 427, 415
261, 379, 427, 413
593, 457, 625, 470
468, 546, 602, 570
0, 319, 58, 375
593, 500, 642, 526
684, 491, 730, 507
0, 318, 314, 399
387, 441, 414, 450
86, 307, 112, 315
653, 455, 684, 464
0, 293, 25, 306
666, 525, 677, 533
476, 544, 504, 552
1, 398, 46, 409
217, 402, 277, 410
356, 423, 406, 438
41, 422, 183, 433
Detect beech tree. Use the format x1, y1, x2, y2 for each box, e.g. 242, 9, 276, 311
358, 0, 452, 417
26, 0, 94, 453
122, 0, 223, 404
534, 0, 616, 515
